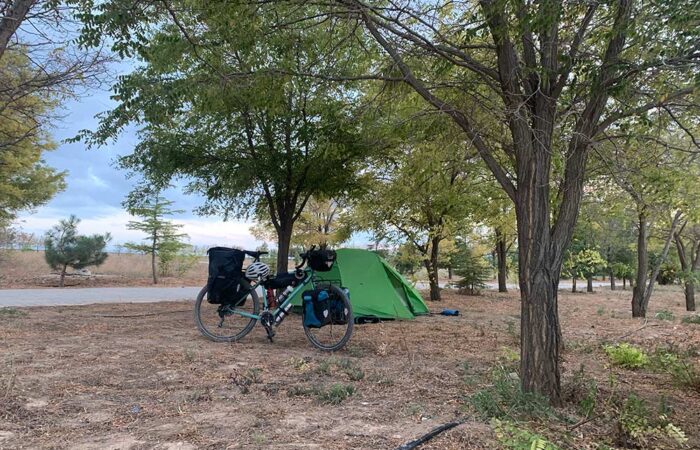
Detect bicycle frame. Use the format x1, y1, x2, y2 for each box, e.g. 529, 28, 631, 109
227, 270, 314, 321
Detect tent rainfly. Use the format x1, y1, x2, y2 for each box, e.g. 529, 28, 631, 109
290, 248, 429, 320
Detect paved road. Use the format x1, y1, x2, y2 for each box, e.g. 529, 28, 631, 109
0, 286, 202, 308
1, 280, 610, 308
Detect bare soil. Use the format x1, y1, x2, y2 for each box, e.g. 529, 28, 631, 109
1, 287, 699, 449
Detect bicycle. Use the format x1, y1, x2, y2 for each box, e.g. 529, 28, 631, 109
194, 247, 354, 351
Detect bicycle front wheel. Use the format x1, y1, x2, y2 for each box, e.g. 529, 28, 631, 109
194, 284, 259, 342
304, 284, 354, 351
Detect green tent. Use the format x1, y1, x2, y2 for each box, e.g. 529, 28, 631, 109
290, 248, 429, 320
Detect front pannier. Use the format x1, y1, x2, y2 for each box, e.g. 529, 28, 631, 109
307, 249, 337, 272
329, 288, 349, 325
207, 247, 247, 305
302, 288, 331, 328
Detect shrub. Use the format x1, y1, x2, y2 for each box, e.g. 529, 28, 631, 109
469, 366, 555, 421
682, 315, 700, 324
615, 394, 688, 447
491, 418, 560, 450
650, 348, 700, 391
656, 263, 678, 285
453, 245, 491, 295
654, 309, 674, 321
603, 343, 649, 369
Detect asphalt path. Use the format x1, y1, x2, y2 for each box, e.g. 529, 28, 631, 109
0, 286, 202, 308
1, 280, 609, 308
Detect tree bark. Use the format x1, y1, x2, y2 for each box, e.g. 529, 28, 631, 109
633, 211, 683, 317
495, 227, 508, 292
622, 277, 627, 290
59, 264, 67, 288
587, 276, 593, 293
632, 212, 649, 317
424, 236, 441, 300
572, 277, 577, 293
0, 0, 35, 59
674, 230, 699, 312
151, 251, 158, 284
610, 270, 616, 291
276, 220, 294, 274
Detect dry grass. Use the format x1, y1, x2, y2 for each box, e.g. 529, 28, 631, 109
0, 287, 699, 449
0, 250, 207, 288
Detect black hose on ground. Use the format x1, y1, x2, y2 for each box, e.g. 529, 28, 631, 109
395, 418, 467, 450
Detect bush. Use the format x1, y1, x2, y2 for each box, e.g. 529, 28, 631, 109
682, 315, 700, 324
469, 366, 555, 421
650, 348, 700, 391
491, 418, 560, 450
654, 309, 674, 321
615, 394, 688, 447
603, 343, 649, 369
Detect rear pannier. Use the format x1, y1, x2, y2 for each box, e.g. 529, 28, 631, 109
207, 247, 247, 305
307, 249, 337, 272
302, 288, 331, 328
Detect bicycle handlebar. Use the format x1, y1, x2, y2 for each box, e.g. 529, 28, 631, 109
295, 245, 316, 270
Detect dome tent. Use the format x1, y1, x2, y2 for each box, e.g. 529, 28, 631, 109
290, 248, 429, 320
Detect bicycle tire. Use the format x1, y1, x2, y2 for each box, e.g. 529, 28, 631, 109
194, 284, 259, 342
303, 284, 354, 351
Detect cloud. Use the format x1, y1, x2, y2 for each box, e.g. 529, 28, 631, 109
17, 208, 266, 249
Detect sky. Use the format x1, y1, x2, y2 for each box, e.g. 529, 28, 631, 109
16, 67, 264, 250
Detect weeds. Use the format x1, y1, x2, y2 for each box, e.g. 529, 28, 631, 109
491, 418, 560, 450
681, 314, 700, 324
0, 308, 26, 318
315, 358, 364, 381
596, 306, 606, 316
469, 366, 555, 421
650, 347, 700, 391
603, 343, 649, 369
654, 309, 674, 321
614, 394, 688, 447
287, 383, 355, 405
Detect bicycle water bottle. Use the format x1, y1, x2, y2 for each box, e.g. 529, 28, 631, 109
274, 285, 295, 325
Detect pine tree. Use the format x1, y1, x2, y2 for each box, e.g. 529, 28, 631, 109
124, 192, 188, 284
44, 216, 110, 287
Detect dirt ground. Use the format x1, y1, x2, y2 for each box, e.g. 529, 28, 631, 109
1, 287, 699, 449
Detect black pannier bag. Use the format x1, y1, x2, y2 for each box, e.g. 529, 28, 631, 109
307, 249, 337, 272
302, 288, 331, 328
207, 247, 247, 305
264, 272, 299, 290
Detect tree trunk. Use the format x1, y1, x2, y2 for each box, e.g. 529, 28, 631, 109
151, 251, 158, 284
59, 264, 67, 288
448, 266, 453, 280
632, 212, 649, 317
495, 227, 508, 292
424, 237, 441, 300
515, 183, 562, 405
610, 270, 616, 291
633, 211, 683, 317
623, 277, 627, 290
587, 276, 593, 293
674, 227, 698, 312
276, 221, 294, 274
572, 277, 576, 293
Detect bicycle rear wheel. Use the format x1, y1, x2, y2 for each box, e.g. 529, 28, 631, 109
194, 284, 259, 342
303, 284, 354, 351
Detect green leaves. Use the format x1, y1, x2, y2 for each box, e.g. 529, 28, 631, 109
44, 215, 111, 272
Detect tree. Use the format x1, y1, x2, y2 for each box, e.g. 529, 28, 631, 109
1, 2, 107, 223
564, 249, 607, 293
0, 48, 66, 224
351, 121, 484, 301
44, 215, 110, 287
251, 197, 352, 251
453, 242, 491, 296
675, 223, 700, 311
80, 0, 700, 404
124, 190, 188, 284
78, 3, 371, 275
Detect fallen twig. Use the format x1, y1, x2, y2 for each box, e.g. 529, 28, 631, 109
614, 319, 658, 341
